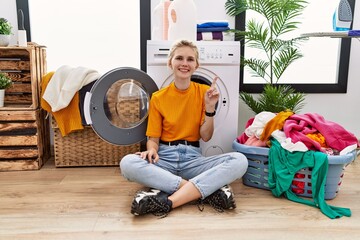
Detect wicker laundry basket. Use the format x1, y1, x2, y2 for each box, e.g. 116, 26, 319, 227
52, 94, 141, 167
52, 122, 140, 167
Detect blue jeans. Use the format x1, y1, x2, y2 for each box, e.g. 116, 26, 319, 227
120, 144, 248, 199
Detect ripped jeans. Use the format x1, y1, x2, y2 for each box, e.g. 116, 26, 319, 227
120, 143, 248, 199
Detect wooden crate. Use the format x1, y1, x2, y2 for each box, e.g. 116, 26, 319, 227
0, 43, 50, 171
0, 109, 51, 171
0, 43, 46, 109
52, 119, 140, 167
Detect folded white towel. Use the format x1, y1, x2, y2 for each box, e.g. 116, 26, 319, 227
42, 65, 100, 112
201, 32, 215, 41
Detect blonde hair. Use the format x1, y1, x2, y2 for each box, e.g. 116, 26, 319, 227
167, 39, 199, 68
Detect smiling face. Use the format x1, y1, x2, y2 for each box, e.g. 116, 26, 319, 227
169, 46, 198, 80
168, 40, 199, 82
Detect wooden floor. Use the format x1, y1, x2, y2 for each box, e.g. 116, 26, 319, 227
1, 155, 360, 240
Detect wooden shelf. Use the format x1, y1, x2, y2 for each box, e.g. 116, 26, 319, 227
0, 43, 50, 171
0, 43, 47, 109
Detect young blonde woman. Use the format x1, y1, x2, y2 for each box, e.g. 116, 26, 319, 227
120, 39, 248, 217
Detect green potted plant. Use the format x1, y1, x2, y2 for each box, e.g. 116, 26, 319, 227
0, 18, 13, 47
225, 0, 308, 114
0, 72, 13, 107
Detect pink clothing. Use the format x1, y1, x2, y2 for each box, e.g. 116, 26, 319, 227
237, 117, 254, 144
244, 135, 267, 147
283, 113, 359, 152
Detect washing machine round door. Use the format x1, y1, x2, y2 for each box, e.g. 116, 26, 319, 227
83, 67, 158, 145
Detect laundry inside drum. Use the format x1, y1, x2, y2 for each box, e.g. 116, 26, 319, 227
104, 79, 149, 128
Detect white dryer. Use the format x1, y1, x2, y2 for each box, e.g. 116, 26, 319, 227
146, 40, 240, 156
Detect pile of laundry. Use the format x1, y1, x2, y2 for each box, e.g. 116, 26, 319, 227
237, 111, 359, 155
236, 111, 359, 219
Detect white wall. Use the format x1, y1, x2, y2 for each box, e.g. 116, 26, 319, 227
0, 0, 18, 45
28, 0, 140, 75
1, 0, 359, 139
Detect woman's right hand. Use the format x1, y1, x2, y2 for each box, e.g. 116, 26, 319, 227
136, 148, 159, 164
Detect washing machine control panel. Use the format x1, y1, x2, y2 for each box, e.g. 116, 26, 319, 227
199, 47, 223, 60
147, 41, 240, 66
198, 45, 240, 64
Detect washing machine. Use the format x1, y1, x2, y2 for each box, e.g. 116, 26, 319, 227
146, 40, 241, 156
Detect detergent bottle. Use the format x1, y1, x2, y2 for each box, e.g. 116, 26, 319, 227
167, 0, 197, 41
162, 0, 172, 40
152, 0, 165, 40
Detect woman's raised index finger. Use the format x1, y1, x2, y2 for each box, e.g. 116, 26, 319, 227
211, 76, 219, 87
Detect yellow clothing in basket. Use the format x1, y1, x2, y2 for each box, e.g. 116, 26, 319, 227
260, 111, 294, 141
41, 72, 84, 136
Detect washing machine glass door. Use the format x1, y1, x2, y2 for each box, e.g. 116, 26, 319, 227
84, 67, 158, 145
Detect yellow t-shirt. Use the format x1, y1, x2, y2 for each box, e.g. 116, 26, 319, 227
146, 82, 209, 141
